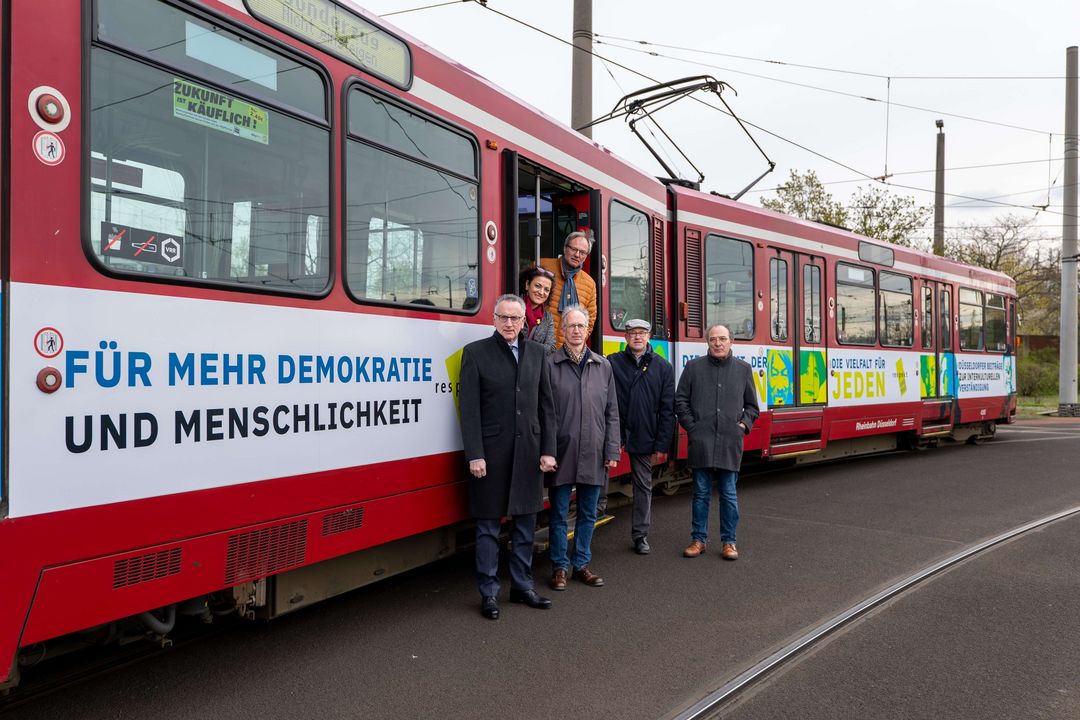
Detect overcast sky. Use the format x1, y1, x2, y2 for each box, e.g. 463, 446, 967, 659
370, 0, 1077, 247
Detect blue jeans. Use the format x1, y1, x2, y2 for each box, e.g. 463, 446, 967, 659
691, 468, 739, 544
549, 483, 602, 571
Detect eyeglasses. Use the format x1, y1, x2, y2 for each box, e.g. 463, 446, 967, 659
565, 323, 588, 331
534, 266, 555, 279
626, 329, 649, 337
495, 313, 524, 323
564, 245, 589, 257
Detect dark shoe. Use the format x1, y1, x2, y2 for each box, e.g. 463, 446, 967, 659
571, 566, 605, 587
634, 537, 651, 555
683, 540, 707, 558
549, 568, 568, 591
509, 588, 552, 609
480, 596, 499, 620
721, 543, 739, 561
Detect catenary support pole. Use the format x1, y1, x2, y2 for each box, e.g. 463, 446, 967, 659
1060, 46, 1078, 416
571, 0, 592, 139
933, 120, 945, 256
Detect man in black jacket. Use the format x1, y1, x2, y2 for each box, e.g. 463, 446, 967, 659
608, 319, 675, 555
459, 295, 558, 619
674, 324, 759, 561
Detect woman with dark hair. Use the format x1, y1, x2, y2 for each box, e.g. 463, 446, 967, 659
519, 265, 556, 355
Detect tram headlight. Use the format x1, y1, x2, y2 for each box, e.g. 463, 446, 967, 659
36, 366, 62, 393
36, 94, 64, 124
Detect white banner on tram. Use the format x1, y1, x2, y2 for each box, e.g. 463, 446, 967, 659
9, 283, 490, 518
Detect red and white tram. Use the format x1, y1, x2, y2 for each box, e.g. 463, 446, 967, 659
0, 0, 1015, 687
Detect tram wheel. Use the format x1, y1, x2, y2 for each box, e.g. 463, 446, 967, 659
660, 480, 680, 496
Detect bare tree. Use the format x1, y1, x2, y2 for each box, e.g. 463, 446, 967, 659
760, 170, 848, 228
761, 170, 931, 248
946, 214, 1060, 335
848, 185, 932, 250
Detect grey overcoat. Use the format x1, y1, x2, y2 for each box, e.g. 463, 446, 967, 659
546, 348, 621, 487
674, 353, 760, 471
459, 332, 556, 518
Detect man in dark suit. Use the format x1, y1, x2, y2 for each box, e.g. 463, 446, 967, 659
459, 294, 558, 620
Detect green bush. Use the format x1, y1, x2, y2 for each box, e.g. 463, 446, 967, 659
1017, 348, 1078, 397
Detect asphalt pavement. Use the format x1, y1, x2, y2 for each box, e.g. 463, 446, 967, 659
5, 419, 1080, 720
720, 510, 1080, 720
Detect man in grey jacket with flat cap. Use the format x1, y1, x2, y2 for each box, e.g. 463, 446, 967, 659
674, 323, 759, 561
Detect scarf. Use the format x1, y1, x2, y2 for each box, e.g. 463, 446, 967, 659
558, 256, 581, 313
525, 300, 545, 336
565, 345, 588, 366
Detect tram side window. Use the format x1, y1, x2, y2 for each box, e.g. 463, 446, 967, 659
345, 88, 479, 310
958, 288, 983, 350
803, 265, 821, 343
879, 271, 913, 347
941, 288, 953, 351
609, 201, 650, 330
835, 263, 876, 345
704, 235, 754, 340
921, 286, 934, 349
88, 1, 330, 292
985, 293, 1007, 352
770, 258, 788, 341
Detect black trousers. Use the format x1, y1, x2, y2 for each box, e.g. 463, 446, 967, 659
474, 513, 536, 597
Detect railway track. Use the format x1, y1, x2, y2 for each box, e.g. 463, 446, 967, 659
673, 502, 1080, 719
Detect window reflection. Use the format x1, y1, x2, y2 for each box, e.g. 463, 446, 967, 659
880, 271, 913, 347
609, 201, 650, 330
345, 88, 478, 310
836, 263, 875, 345
705, 235, 754, 339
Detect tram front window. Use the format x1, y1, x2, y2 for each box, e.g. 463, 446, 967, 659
87, 2, 330, 292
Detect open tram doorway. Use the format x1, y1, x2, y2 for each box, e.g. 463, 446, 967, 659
502, 152, 601, 349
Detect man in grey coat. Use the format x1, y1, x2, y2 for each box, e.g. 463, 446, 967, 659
546, 305, 621, 590
674, 323, 759, 561
459, 295, 558, 620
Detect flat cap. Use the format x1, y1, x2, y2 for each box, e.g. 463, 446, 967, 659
624, 318, 651, 332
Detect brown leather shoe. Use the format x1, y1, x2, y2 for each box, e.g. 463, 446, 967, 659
721, 543, 739, 561
571, 566, 605, 587
549, 568, 568, 591
683, 540, 707, 558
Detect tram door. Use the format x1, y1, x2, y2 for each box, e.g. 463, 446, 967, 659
500, 150, 601, 346
797, 255, 827, 405
919, 280, 942, 398
767, 249, 826, 407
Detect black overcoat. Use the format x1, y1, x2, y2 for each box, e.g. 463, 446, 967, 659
674, 353, 760, 471
608, 346, 676, 456
458, 332, 556, 519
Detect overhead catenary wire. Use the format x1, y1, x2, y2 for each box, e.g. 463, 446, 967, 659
593, 34, 1067, 81
747, 157, 1068, 193
429, 1, 1067, 219
597, 37, 1056, 136
380, 0, 470, 18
